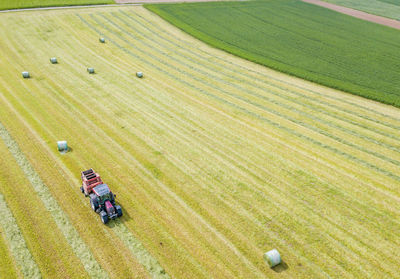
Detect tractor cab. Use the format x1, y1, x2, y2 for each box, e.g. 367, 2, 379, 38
93, 184, 113, 205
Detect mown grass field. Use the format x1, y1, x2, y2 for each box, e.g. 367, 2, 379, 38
146, 0, 400, 108
323, 0, 400, 19
0, 0, 114, 11
0, 5, 400, 279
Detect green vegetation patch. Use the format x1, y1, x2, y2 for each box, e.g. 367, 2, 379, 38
317, 0, 400, 19
146, 0, 400, 107
0, 0, 114, 11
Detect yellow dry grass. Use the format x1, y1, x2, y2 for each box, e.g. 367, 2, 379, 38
0, 5, 399, 279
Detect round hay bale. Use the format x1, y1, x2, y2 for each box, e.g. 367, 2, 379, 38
50, 57, 58, 64
22, 71, 30, 78
263, 249, 281, 268
87, 68, 95, 74
57, 141, 68, 152
136, 72, 143, 78
99, 38, 105, 43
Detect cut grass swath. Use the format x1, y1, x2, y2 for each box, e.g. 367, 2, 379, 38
0, 6, 399, 279
0, 121, 109, 279
0, 192, 40, 279
0, 228, 19, 279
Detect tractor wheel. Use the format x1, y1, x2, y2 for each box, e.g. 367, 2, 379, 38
115, 205, 123, 217
100, 211, 109, 224
90, 197, 99, 212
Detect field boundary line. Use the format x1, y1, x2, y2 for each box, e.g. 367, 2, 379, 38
302, 0, 400, 30
0, 120, 109, 279
0, 193, 41, 278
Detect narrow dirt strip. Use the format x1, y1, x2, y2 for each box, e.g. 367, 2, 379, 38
0, 121, 109, 279
0, 193, 41, 278
303, 0, 400, 30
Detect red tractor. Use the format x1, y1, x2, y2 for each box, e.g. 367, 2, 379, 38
80, 169, 122, 224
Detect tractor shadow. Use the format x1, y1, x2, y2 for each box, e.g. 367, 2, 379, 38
272, 261, 289, 273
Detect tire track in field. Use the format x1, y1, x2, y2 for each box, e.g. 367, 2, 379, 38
119, 9, 400, 149
81, 14, 400, 183
100, 12, 400, 170
0, 193, 41, 279
0, 121, 109, 279
135, 8, 400, 124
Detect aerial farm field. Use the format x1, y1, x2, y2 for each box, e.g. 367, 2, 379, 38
147, 0, 400, 107
0, 0, 114, 11
0, 4, 400, 279
321, 0, 400, 19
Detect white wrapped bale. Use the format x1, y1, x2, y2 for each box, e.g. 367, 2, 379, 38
22, 71, 30, 78
136, 72, 143, 78
57, 141, 68, 152
50, 57, 58, 64
87, 68, 95, 74
99, 38, 105, 43
263, 249, 281, 268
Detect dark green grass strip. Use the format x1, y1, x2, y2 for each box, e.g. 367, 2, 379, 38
145, 0, 400, 108
127, 9, 400, 123
78, 13, 400, 182
0, 0, 113, 11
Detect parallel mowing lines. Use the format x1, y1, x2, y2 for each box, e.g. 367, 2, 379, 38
80, 14, 400, 183
118, 10, 400, 147
42, 17, 396, 276
0, 70, 170, 279
0, 39, 169, 277
79, 13, 400, 202
0, 121, 109, 279
37, 34, 394, 276
65, 14, 400, 219
103, 11, 400, 161
110, 11, 400, 156
0, 193, 41, 279
4, 20, 262, 276
133, 8, 400, 124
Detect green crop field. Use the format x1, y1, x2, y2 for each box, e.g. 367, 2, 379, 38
0, 0, 114, 11
146, 0, 400, 108
0, 5, 400, 279
323, 0, 400, 19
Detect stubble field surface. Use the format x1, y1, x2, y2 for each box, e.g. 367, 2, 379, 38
0, 5, 400, 279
